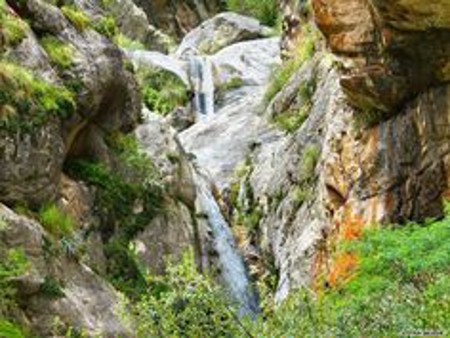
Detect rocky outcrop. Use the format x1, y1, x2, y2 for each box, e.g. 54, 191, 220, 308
176, 12, 273, 57
312, 0, 450, 112
0, 204, 133, 336
132, 0, 222, 39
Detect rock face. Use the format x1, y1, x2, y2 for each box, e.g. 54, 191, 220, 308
0, 204, 133, 337
132, 0, 222, 39
312, 0, 450, 112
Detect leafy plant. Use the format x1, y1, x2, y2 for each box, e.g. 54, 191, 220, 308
39, 204, 75, 238
137, 67, 188, 116
93, 15, 118, 39
265, 23, 318, 103
113, 33, 145, 50
225, 0, 278, 26
39, 276, 65, 299
40, 36, 75, 70
0, 61, 76, 132
61, 5, 91, 31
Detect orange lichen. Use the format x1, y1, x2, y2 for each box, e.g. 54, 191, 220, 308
341, 216, 364, 241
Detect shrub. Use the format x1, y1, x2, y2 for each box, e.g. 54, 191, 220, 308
38, 204, 75, 238
39, 276, 65, 298
40, 36, 75, 70
133, 250, 244, 337
137, 67, 188, 116
0, 319, 25, 338
250, 207, 450, 337
0, 61, 76, 131
61, 5, 91, 31
264, 23, 318, 104
225, 0, 278, 26
273, 105, 309, 133
0, 0, 27, 48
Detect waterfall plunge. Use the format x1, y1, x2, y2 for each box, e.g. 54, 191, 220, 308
188, 56, 215, 119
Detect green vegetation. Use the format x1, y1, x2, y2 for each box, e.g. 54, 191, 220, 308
93, 15, 118, 39
61, 5, 91, 31
39, 276, 65, 299
273, 105, 309, 133
0, 0, 27, 49
66, 133, 163, 299
0, 248, 29, 337
40, 36, 75, 70
133, 250, 243, 337
291, 144, 320, 207
38, 204, 75, 238
354, 107, 389, 128
0, 61, 76, 132
265, 23, 318, 104
114, 33, 145, 50
137, 67, 188, 116
225, 0, 278, 26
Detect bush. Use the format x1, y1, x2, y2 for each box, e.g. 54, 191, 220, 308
39, 276, 65, 299
264, 23, 318, 104
137, 67, 188, 116
225, 0, 278, 26
61, 5, 91, 31
133, 250, 245, 337
40, 36, 75, 70
38, 204, 75, 238
250, 207, 450, 337
0, 61, 76, 132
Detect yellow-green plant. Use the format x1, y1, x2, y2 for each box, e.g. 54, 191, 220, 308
61, 5, 91, 31
0, 0, 27, 48
40, 36, 75, 70
38, 204, 75, 238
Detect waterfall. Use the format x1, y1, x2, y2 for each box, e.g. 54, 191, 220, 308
196, 172, 260, 318
188, 56, 215, 119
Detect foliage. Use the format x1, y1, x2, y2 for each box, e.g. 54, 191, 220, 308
264, 23, 318, 104
0, 61, 76, 132
38, 204, 75, 238
225, 0, 278, 26
93, 15, 118, 39
0, 0, 27, 49
250, 210, 450, 337
273, 105, 309, 133
39, 276, 65, 299
40, 36, 75, 70
61, 5, 91, 31
137, 67, 188, 116
0, 248, 29, 337
113, 33, 145, 50
133, 250, 245, 337
354, 107, 389, 128
66, 133, 163, 298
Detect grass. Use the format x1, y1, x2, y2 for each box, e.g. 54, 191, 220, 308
0, 0, 27, 49
93, 15, 118, 39
61, 5, 91, 31
40, 36, 75, 70
39, 276, 65, 298
114, 33, 145, 50
38, 204, 75, 238
137, 67, 188, 116
273, 105, 309, 133
225, 0, 278, 26
264, 23, 318, 104
0, 61, 76, 132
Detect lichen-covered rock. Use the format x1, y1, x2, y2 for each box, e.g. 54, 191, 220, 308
0, 204, 133, 336
312, 0, 450, 112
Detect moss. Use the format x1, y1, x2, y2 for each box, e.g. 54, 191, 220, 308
225, 0, 278, 26
93, 15, 118, 39
113, 33, 145, 50
61, 5, 91, 31
38, 204, 75, 238
0, 61, 76, 132
273, 105, 309, 133
40, 36, 75, 70
0, 0, 27, 49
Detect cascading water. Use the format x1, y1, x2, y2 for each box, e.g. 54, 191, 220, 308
195, 171, 260, 318
188, 56, 215, 119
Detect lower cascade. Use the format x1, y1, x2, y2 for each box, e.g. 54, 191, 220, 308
196, 172, 260, 317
